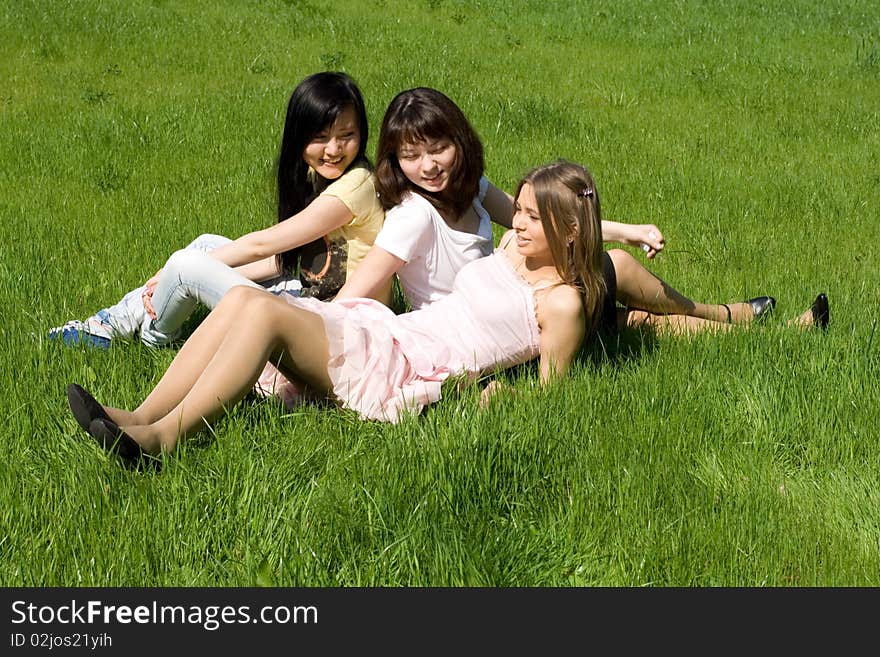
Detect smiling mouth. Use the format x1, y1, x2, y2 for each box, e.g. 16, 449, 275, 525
322, 156, 344, 166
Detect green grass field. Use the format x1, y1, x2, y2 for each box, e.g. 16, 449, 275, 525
1, 0, 878, 586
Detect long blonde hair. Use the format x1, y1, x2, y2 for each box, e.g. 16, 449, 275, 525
515, 160, 607, 335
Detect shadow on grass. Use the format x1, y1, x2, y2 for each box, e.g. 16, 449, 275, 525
586, 324, 661, 369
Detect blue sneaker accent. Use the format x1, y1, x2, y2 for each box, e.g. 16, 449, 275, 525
94, 309, 115, 326
49, 322, 112, 349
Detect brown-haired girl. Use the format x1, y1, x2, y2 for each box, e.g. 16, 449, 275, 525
333, 87, 783, 329
333, 87, 667, 310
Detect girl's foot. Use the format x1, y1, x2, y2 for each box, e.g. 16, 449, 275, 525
50, 321, 112, 349
66, 384, 147, 433
102, 405, 143, 427
119, 423, 167, 456
722, 296, 775, 323
88, 418, 166, 468
67, 384, 113, 434
88, 418, 143, 460
789, 293, 829, 330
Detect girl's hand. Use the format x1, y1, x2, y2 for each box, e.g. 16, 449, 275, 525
142, 271, 161, 320
479, 380, 514, 408
626, 224, 665, 258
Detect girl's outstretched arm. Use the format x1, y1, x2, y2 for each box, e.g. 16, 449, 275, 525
334, 245, 405, 302
599, 220, 665, 258
484, 182, 665, 256
233, 256, 284, 283
208, 195, 354, 268
140, 195, 352, 312
482, 181, 515, 228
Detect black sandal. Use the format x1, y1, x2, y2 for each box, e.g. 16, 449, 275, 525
722, 296, 776, 323
810, 293, 830, 330
88, 418, 153, 470
67, 383, 112, 434
748, 296, 776, 322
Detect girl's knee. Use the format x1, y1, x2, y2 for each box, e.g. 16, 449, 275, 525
185, 233, 230, 251
237, 287, 289, 314
216, 284, 262, 312
239, 291, 296, 337
607, 248, 636, 275
225, 285, 263, 303
164, 248, 214, 279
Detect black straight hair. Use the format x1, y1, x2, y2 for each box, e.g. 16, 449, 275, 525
275, 71, 370, 273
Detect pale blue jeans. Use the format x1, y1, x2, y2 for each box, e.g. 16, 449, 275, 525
92, 234, 301, 347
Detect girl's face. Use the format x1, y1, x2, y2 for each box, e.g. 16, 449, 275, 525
396, 137, 456, 193
512, 183, 553, 264
303, 106, 360, 180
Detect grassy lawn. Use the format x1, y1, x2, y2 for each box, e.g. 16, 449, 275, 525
1, 0, 878, 586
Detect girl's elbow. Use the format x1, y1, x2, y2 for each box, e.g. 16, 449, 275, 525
247, 238, 278, 260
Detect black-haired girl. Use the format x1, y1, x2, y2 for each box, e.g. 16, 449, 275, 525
50, 71, 389, 348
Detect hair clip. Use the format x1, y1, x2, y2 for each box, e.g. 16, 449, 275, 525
577, 188, 594, 198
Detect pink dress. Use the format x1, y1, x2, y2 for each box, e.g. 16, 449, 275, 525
256, 250, 542, 423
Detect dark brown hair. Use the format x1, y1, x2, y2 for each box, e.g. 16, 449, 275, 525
374, 88, 484, 219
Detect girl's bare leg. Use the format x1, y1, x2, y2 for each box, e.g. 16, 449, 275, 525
99, 286, 253, 427
608, 249, 756, 331
119, 288, 333, 455
626, 300, 824, 335
620, 308, 734, 335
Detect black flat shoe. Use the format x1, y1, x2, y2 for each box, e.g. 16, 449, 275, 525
810, 293, 829, 330
67, 383, 112, 434
748, 296, 776, 322
88, 417, 149, 469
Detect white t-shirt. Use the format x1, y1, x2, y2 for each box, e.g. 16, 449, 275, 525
374, 177, 493, 310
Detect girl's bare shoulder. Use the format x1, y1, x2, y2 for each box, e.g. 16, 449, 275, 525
540, 283, 585, 322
